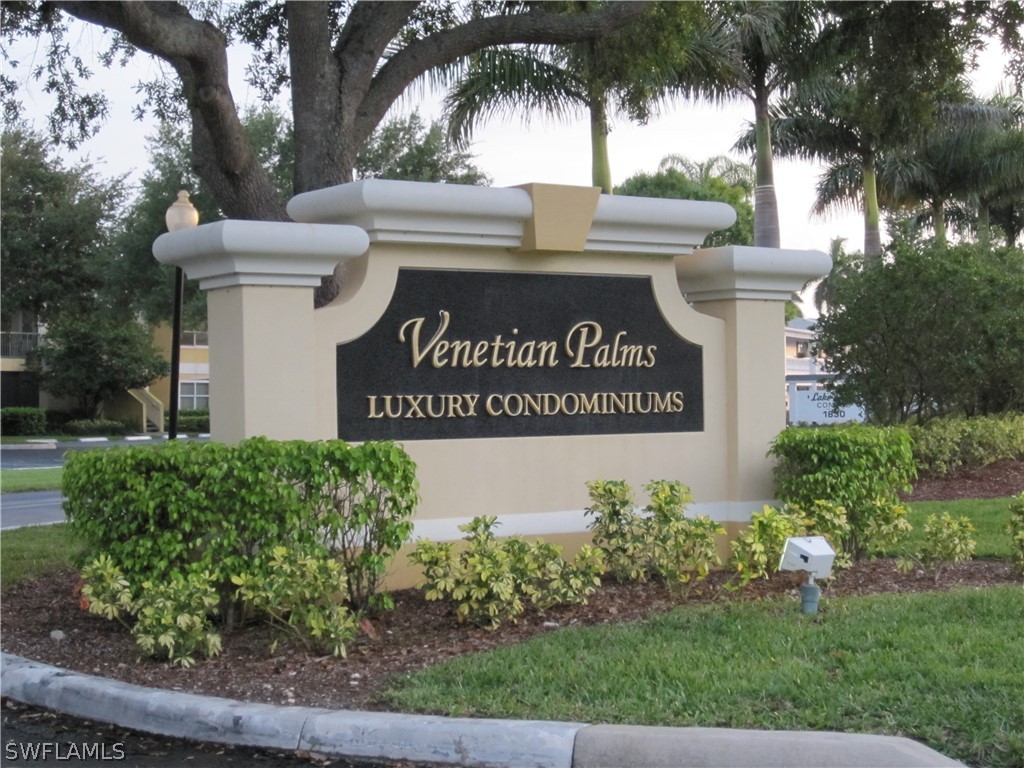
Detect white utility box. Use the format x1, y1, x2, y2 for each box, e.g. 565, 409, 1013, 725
779, 536, 836, 581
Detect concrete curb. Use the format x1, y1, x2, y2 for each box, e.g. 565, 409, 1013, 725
1, 653, 965, 767
0, 441, 58, 450
0, 654, 582, 767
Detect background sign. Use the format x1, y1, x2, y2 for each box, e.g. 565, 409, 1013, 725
337, 269, 704, 440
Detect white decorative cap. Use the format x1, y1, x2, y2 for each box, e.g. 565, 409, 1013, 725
152, 220, 369, 290
288, 179, 737, 256
677, 245, 833, 302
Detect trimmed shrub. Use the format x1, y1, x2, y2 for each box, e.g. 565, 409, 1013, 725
908, 414, 1024, 476
769, 425, 915, 560
65, 437, 419, 633
63, 418, 129, 436
1, 407, 46, 436
166, 409, 210, 433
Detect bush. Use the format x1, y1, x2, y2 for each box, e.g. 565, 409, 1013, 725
166, 409, 210, 433
585, 479, 725, 593
728, 500, 854, 588
769, 426, 915, 560
63, 418, 129, 436
410, 516, 604, 630
815, 239, 1024, 422
1, 407, 46, 436
908, 414, 1024, 476
232, 546, 359, 657
66, 437, 418, 632
80, 554, 222, 668
899, 513, 977, 584
728, 505, 806, 587
1008, 494, 1024, 574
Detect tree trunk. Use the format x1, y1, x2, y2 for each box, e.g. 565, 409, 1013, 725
286, 2, 346, 194
862, 152, 882, 260
752, 87, 780, 248
931, 199, 946, 245
589, 93, 613, 193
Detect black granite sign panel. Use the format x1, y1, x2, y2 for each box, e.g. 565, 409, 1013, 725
336, 268, 703, 440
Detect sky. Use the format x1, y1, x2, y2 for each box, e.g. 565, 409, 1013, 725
6, 20, 1012, 315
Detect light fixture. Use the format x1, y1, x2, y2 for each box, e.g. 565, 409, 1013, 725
164, 190, 199, 440
779, 535, 836, 614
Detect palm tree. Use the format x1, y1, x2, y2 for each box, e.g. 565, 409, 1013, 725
658, 153, 755, 195
691, 2, 822, 248
443, 3, 727, 193
878, 97, 1024, 245
761, 2, 982, 258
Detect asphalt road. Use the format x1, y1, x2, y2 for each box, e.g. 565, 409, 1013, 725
2, 701, 429, 767
0, 490, 65, 529
0, 440, 210, 529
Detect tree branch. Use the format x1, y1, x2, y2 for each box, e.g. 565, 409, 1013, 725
56, 1, 286, 220
356, 2, 650, 148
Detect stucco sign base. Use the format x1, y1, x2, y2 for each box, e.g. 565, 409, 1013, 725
155, 180, 830, 588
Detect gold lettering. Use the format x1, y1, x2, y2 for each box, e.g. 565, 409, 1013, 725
426, 396, 446, 418
486, 394, 503, 416
448, 340, 474, 367
504, 393, 524, 416
367, 396, 384, 419
560, 392, 580, 415
566, 321, 602, 368
404, 395, 426, 418
523, 393, 544, 416
398, 311, 450, 369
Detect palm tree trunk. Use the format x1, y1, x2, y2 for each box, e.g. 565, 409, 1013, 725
862, 152, 882, 260
589, 93, 613, 193
931, 199, 946, 245
752, 90, 780, 248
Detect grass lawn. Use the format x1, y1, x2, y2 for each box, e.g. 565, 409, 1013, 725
0, 524, 83, 588
0, 467, 63, 494
2, 496, 1020, 766
383, 587, 1024, 767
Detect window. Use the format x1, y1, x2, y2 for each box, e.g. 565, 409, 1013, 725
181, 330, 209, 347
179, 380, 209, 410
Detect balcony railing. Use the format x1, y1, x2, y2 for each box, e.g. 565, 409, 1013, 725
1, 332, 39, 358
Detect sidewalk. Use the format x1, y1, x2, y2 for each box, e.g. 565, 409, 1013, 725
1, 653, 964, 768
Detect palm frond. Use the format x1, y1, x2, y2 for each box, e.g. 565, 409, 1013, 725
443, 47, 585, 146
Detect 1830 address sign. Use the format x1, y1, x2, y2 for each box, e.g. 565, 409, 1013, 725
336, 268, 704, 440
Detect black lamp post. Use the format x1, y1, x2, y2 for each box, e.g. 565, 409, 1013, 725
164, 190, 199, 440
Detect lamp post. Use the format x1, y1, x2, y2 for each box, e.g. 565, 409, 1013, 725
164, 190, 200, 440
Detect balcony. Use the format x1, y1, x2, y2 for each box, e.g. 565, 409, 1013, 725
1, 332, 39, 358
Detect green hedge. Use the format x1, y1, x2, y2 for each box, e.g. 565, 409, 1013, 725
63, 437, 419, 618
166, 409, 210, 433
907, 414, 1024, 476
769, 425, 916, 559
63, 418, 130, 436
1, 407, 46, 435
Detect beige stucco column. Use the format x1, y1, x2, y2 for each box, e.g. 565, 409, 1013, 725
153, 220, 369, 443
677, 246, 832, 503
